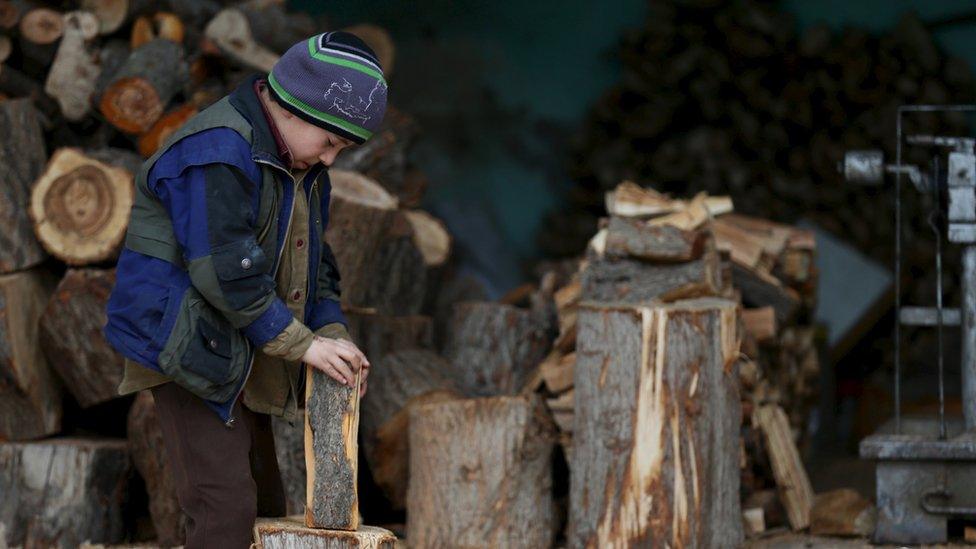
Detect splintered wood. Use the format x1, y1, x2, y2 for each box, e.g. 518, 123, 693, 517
254, 517, 397, 549
304, 366, 361, 530
568, 298, 742, 548
754, 404, 814, 531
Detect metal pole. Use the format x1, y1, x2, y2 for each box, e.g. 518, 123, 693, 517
962, 245, 976, 429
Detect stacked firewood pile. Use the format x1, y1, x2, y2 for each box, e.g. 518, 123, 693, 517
523, 181, 822, 539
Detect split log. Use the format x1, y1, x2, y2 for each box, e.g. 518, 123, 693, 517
127, 391, 185, 547
732, 262, 800, 323
444, 301, 555, 397
39, 268, 123, 408
404, 209, 451, 267
272, 416, 306, 516
0, 269, 60, 441
130, 12, 183, 49
29, 148, 134, 265
137, 103, 197, 157
810, 488, 875, 537
304, 363, 361, 529
238, 2, 313, 55
0, 438, 130, 548
45, 11, 101, 120
581, 246, 723, 303
568, 298, 743, 548
604, 215, 710, 262
754, 404, 814, 530
331, 108, 419, 205
80, 0, 153, 35
204, 8, 279, 72
360, 349, 460, 509
407, 396, 556, 549
99, 38, 188, 134
0, 98, 47, 273
254, 517, 397, 549
541, 351, 575, 394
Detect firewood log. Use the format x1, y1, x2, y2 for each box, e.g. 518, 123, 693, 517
331, 107, 419, 205
44, 11, 101, 121
360, 349, 460, 509
17, 4, 63, 78
204, 8, 279, 72
304, 362, 361, 529
407, 395, 556, 548
29, 148, 134, 265
0, 269, 60, 441
136, 103, 197, 157
254, 517, 397, 549
444, 301, 555, 397
127, 391, 185, 547
238, 1, 313, 54
362, 209, 427, 315
403, 209, 451, 267
38, 269, 124, 408
568, 298, 743, 548
0, 98, 47, 273
344, 311, 433, 361
581, 246, 723, 303
79, 0, 154, 35
0, 33, 11, 62
0, 438, 131, 547
604, 215, 711, 262
98, 38, 188, 134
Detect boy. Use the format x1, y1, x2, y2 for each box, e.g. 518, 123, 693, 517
104, 31, 386, 548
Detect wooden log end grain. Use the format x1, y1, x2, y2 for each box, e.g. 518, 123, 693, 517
29, 148, 134, 265
19, 7, 64, 46
403, 209, 451, 267
254, 517, 397, 549
137, 103, 198, 157
99, 39, 186, 134
304, 365, 361, 530
407, 395, 556, 549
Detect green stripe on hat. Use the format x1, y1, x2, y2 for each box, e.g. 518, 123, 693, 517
268, 72, 373, 141
306, 37, 386, 82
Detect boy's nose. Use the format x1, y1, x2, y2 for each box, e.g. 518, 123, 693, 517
320, 150, 338, 166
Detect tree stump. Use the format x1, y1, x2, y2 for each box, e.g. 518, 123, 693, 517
29, 148, 135, 265
361, 349, 459, 509
98, 38, 187, 134
407, 395, 556, 549
39, 268, 124, 407
444, 301, 555, 397
0, 98, 47, 273
568, 298, 743, 548
581, 247, 723, 303
0, 269, 60, 441
254, 517, 397, 549
0, 438, 131, 548
304, 365, 361, 529
127, 391, 185, 547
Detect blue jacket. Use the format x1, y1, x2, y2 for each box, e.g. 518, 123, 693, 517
104, 76, 346, 422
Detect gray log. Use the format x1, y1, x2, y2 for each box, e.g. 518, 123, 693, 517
0, 98, 47, 273
581, 247, 722, 304
604, 216, 710, 262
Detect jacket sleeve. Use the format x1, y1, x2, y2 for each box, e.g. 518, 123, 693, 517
150, 132, 296, 350
305, 177, 347, 331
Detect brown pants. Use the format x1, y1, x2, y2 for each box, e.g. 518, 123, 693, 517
150, 382, 287, 549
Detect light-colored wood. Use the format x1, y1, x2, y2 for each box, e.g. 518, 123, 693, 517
39, 268, 124, 407
742, 306, 777, 342
809, 488, 875, 537
29, 148, 134, 265
304, 364, 361, 529
403, 209, 451, 267
137, 103, 197, 157
754, 404, 814, 531
0, 269, 60, 441
44, 11, 101, 121
0, 438, 131, 547
205, 8, 279, 72
254, 516, 397, 549
541, 351, 575, 394
743, 508, 765, 537
605, 180, 732, 218
0, 98, 47, 273
127, 391, 185, 546
647, 192, 712, 231
18, 7, 63, 45
99, 38, 187, 134
714, 216, 767, 269
0, 34, 11, 63
407, 396, 556, 549
569, 298, 743, 548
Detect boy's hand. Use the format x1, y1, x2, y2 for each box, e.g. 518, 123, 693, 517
302, 336, 370, 395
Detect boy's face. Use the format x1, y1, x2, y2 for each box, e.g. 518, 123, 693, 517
276, 110, 355, 170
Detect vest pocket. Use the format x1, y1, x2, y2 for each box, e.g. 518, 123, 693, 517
157, 285, 251, 402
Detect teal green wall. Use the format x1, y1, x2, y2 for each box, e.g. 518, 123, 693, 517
293, 1, 976, 295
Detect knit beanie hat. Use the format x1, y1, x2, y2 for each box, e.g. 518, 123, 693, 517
268, 31, 388, 144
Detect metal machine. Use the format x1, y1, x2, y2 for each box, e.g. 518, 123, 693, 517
842, 105, 976, 544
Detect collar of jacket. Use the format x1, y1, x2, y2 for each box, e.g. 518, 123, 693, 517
228, 74, 294, 174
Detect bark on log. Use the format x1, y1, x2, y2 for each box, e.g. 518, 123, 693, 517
407, 395, 556, 549
272, 415, 307, 516
0, 438, 130, 548
254, 517, 397, 549
39, 268, 123, 408
80, 0, 153, 35
0, 98, 47, 273
99, 38, 188, 134
17, 6, 62, 78
304, 365, 361, 529
568, 298, 743, 548
238, 2, 313, 55
127, 391, 185, 547
0, 269, 60, 441
204, 8, 279, 73
444, 301, 555, 397
753, 404, 813, 531
604, 216, 710, 262
581, 245, 723, 304
29, 148, 134, 265
362, 210, 427, 315
331, 108, 419, 206
731, 262, 800, 323
344, 311, 433, 362
360, 349, 460, 510
43, 10, 101, 120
